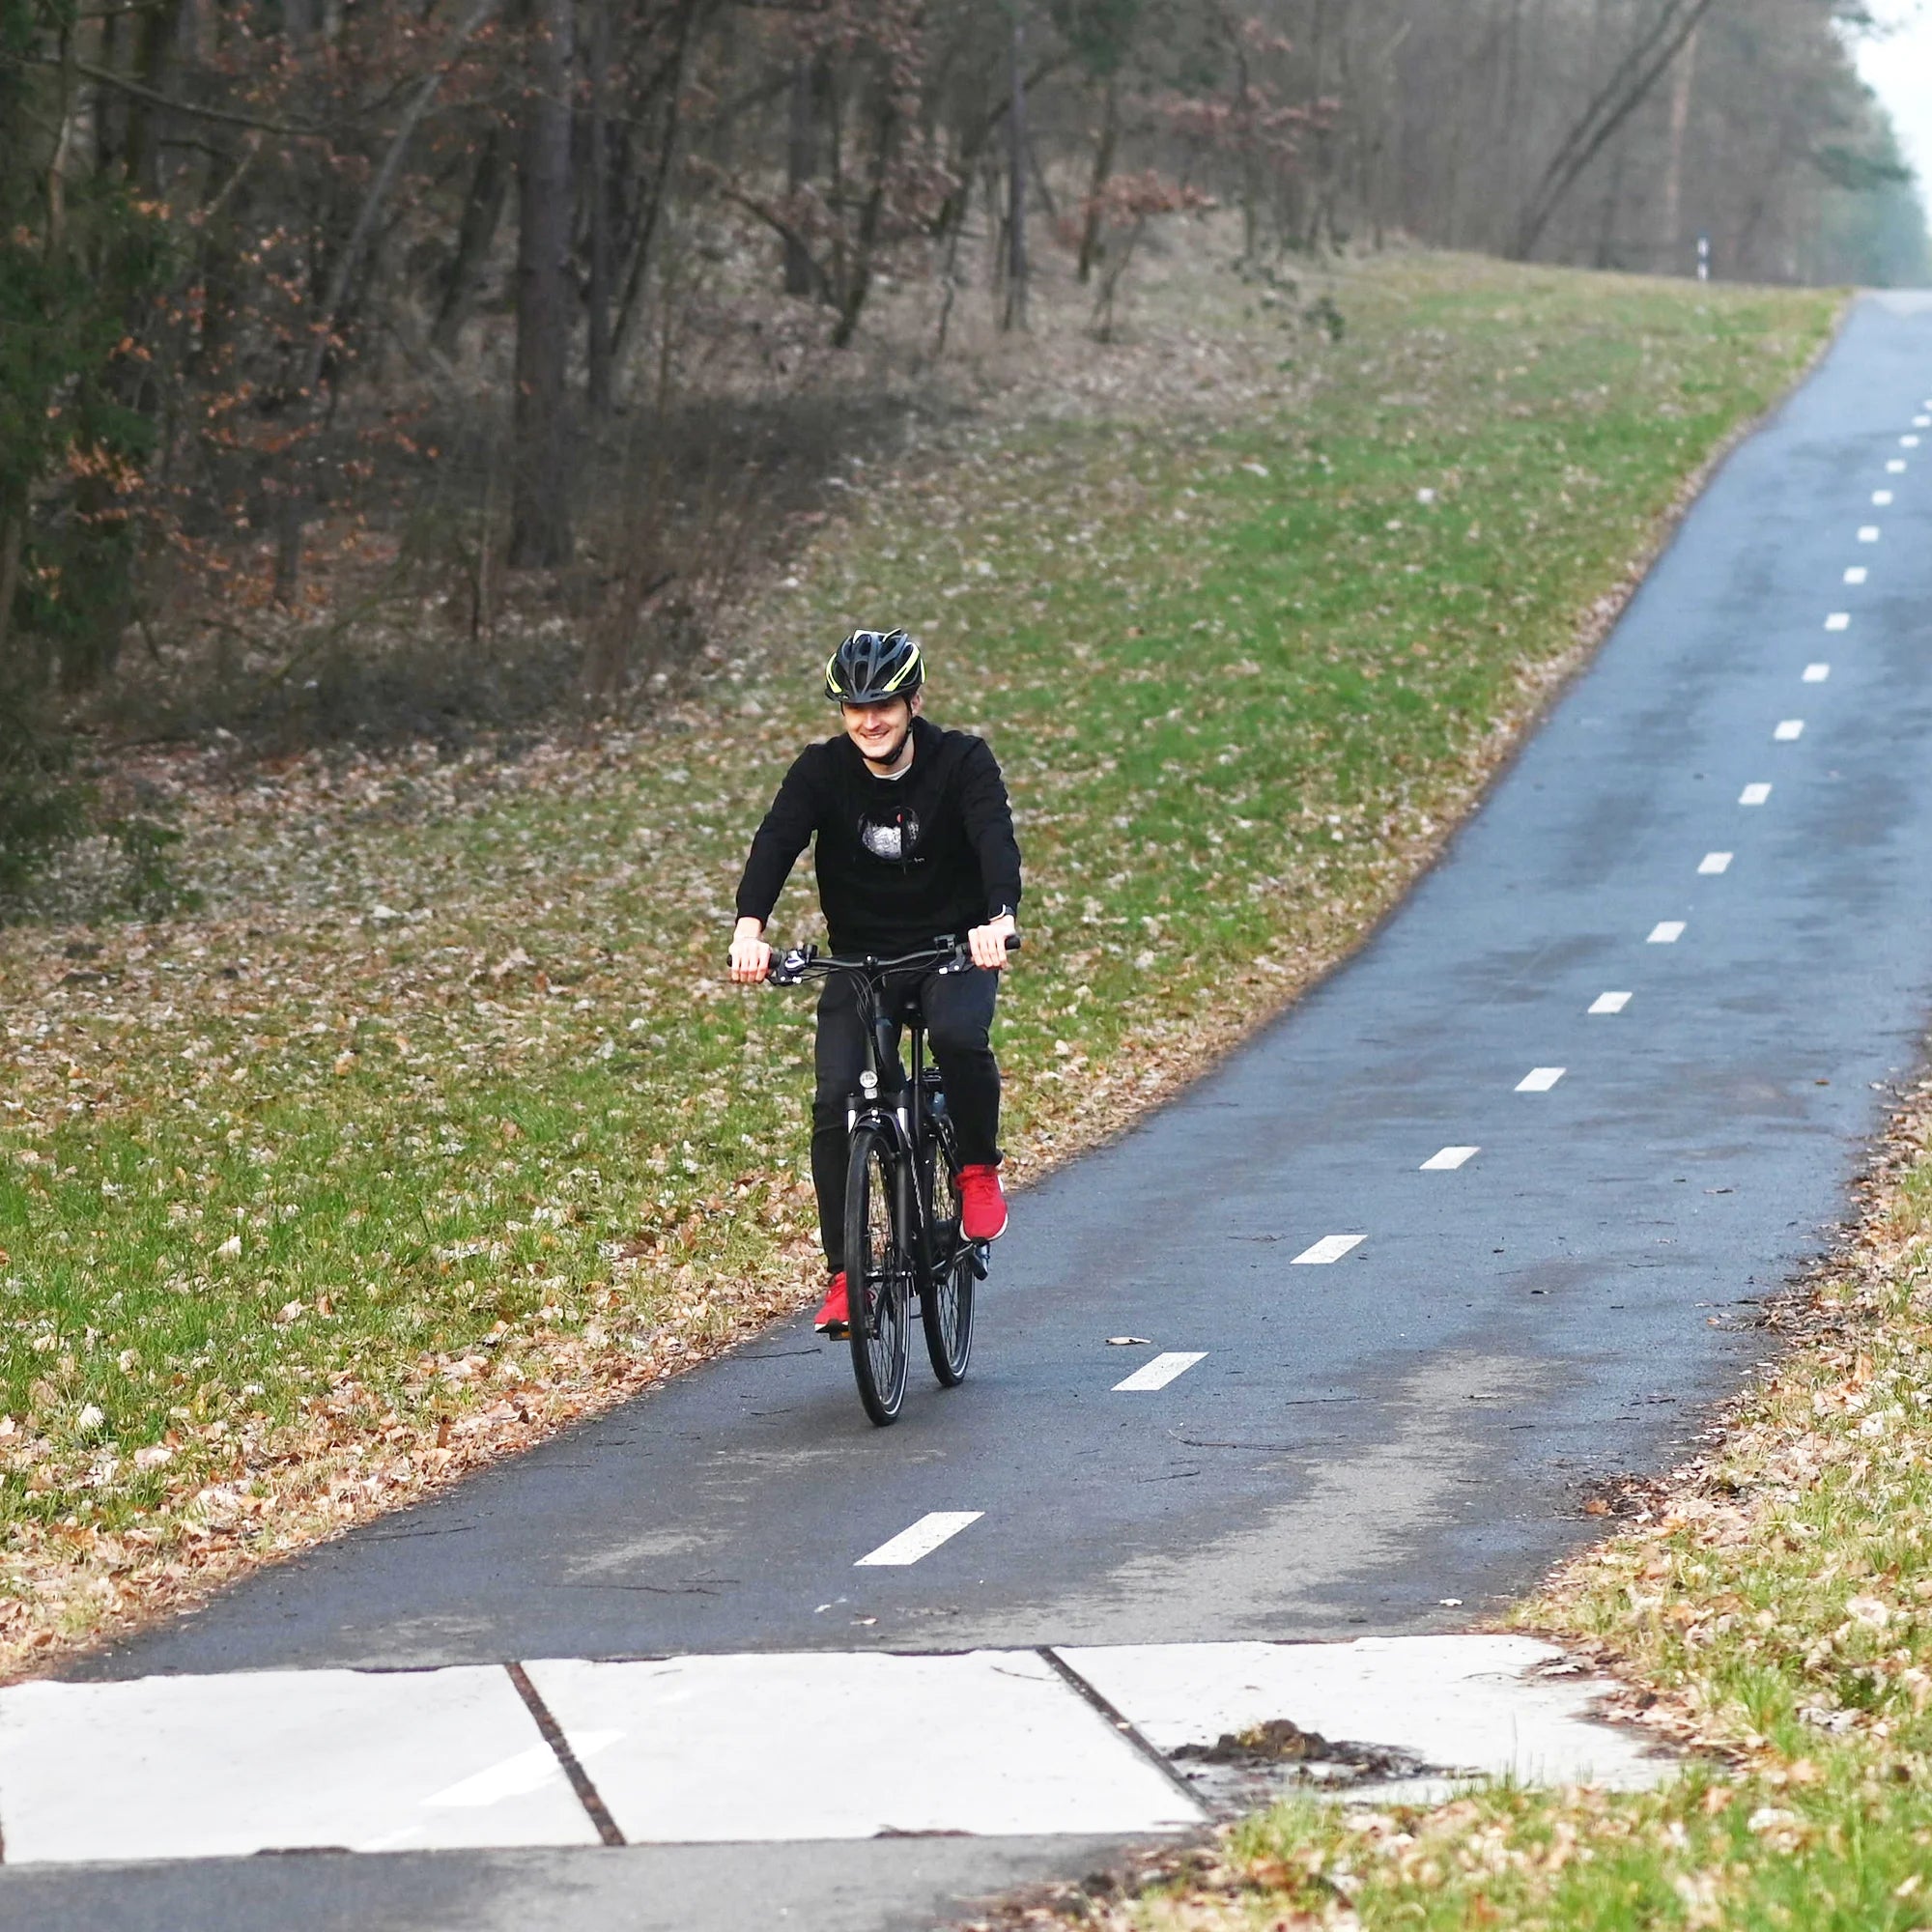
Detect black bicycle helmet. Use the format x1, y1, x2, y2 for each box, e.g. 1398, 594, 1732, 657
825, 628, 923, 704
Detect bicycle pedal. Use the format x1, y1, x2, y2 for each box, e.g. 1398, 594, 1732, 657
968, 1242, 990, 1281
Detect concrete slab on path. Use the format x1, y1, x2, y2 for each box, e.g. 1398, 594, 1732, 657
0, 1664, 601, 1864
0, 1636, 1662, 1870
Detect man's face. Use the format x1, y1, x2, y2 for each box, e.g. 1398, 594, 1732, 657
840, 697, 913, 763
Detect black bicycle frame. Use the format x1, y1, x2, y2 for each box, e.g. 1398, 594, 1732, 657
774, 940, 974, 1277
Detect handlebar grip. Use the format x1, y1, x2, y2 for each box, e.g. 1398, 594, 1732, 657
1004, 934, 1022, 952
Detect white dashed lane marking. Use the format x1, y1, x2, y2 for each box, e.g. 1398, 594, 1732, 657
1845, 565, 1868, 582
1113, 1351, 1207, 1393
1648, 921, 1686, 944
1804, 663, 1830, 682
1292, 1234, 1365, 1264
424, 1734, 623, 1810
1775, 720, 1804, 741
1825, 612, 1849, 631
1860, 526, 1880, 542
1697, 852, 1732, 875
1421, 1146, 1480, 1170
1589, 992, 1632, 1014
1888, 459, 1907, 473
1740, 783, 1772, 805
1516, 1067, 1566, 1093
1905, 434, 1921, 447
855, 1512, 983, 1568
1875, 490, 1895, 506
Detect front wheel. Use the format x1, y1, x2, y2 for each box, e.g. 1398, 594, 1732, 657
845, 1123, 910, 1426
920, 1152, 975, 1386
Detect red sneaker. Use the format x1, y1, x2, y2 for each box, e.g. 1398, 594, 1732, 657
814, 1271, 849, 1336
956, 1164, 1009, 1242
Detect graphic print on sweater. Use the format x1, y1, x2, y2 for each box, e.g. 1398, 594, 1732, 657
860, 806, 921, 864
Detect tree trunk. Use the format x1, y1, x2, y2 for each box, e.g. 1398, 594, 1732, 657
610, 0, 703, 379
124, 0, 185, 195
585, 0, 613, 414
1004, 6, 1028, 331
1076, 77, 1118, 285
509, 0, 576, 570
784, 55, 818, 297
829, 72, 897, 350
431, 128, 510, 358
271, 0, 502, 601
1662, 23, 1699, 269
0, 507, 24, 680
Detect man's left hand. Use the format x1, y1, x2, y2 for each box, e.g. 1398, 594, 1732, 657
968, 913, 1018, 971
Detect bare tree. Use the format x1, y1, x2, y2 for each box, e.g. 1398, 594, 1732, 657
509, 0, 576, 569
1510, 0, 1718, 261
1005, 2, 1030, 329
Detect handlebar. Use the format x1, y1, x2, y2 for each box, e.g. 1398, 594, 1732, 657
764, 933, 1020, 987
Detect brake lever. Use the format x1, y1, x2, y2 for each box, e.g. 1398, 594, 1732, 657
767, 946, 814, 986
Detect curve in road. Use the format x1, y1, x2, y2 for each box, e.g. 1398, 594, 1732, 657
11, 293, 1932, 1932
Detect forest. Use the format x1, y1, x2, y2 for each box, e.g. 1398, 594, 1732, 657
0, 0, 1922, 905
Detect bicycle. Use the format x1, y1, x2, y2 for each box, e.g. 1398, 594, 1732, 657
767, 934, 1019, 1426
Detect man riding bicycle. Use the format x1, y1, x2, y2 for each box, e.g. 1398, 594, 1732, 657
728, 629, 1022, 1336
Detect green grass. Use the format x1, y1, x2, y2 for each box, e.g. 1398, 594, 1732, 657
0, 253, 1837, 1660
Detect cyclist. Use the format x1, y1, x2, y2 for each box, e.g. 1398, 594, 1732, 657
728, 629, 1022, 1336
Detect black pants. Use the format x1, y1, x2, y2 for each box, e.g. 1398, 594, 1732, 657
812, 964, 1002, 1275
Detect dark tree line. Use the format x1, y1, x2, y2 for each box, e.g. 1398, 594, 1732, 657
0, 0, 1920, 722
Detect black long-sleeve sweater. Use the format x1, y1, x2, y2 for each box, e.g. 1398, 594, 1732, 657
735, 718, 1023, 954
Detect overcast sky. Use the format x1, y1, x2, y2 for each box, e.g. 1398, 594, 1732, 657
1853, 0, 1932, 187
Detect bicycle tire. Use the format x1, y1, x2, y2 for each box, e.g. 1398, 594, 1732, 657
845, 1122, 910, 1425
919, 1130, 975, 1386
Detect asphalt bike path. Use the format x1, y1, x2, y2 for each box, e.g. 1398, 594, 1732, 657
9, 294, 1932, 1928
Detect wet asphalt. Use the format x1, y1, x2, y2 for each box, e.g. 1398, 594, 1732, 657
12, 293, 1932, 1928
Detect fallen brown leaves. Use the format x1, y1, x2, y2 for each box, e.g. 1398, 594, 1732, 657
0, 246, 1839, 1686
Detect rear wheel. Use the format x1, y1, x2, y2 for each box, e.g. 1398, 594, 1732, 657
845, 1123, 910, 1425
920, 1130, 975, 1386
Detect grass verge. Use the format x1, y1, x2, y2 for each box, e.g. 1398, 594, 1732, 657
0, 251, 1835, 1671
1040, 1074, 1932, 1932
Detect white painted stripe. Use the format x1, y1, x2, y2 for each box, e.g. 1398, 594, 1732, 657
1292, 1233, 1365, 1264
1589, 991, 1631, 1014
1824, 612, 1850, 631
1421, 1146, 1480, 1170
1860, 526, 1881, 542
1775, 719, 1804, 741
855, 1512, 983, 1568
1845, 565, 1868, 583
1803, 663, 1830, 682
1516, 1066, 1566, 1093
1697, 851, 1732, 875
424, 1733, 623, 1809
1874, 490, 1894, 505
1916, 415, 1930, 426
1114, 1350, 1207, 1392
1904, 435, 1921, 447
1740, 782, 1772, 805
1648, 921, 1686, 943
1888, 459, 1907, 473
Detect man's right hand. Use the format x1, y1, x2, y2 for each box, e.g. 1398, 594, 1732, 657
729, 917, 772, 984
